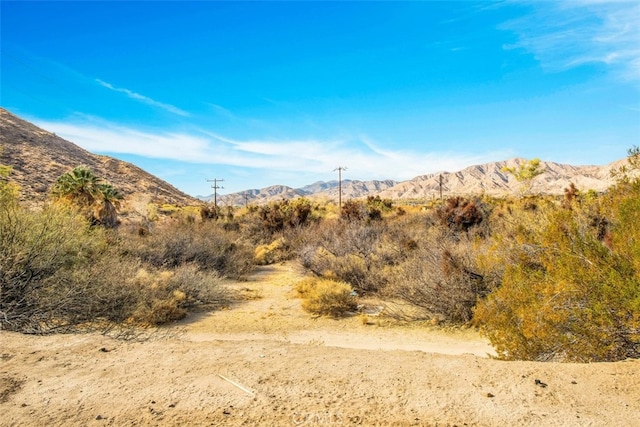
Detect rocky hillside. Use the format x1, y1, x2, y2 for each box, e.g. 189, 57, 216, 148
377, 158, 623, 201
0, 108, 199, 207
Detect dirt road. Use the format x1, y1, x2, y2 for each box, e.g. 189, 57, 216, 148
2, 263, 639, 426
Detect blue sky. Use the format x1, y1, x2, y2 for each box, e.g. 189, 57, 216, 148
1, 1, 639, 197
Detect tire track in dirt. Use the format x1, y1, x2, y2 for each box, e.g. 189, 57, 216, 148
180, 262, 495, 357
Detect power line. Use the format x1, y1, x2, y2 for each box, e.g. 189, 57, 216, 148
333, 166, 347, 214
206, 178, 224, 209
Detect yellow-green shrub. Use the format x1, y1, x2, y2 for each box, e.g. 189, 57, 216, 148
296, 278, 357, 317
254, 238, 286, 265
474, 202, 640, 362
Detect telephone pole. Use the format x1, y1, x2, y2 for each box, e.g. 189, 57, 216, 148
206, 178, 224, 209
439, 174, 443, 201
334, 166, 347, 213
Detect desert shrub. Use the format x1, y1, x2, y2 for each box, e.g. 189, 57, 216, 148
474, 200, 640, 362
257, 198, 313, 233
502, 158, 543, 195
0, 192, 106, 332
0, 164, 18, 201
340, 199, 367, 221
367, 195, 394, 211
340, 197, 391, 222
200, 205, 219, 220
562, 182, 579, 209
436, 197, 486, 232
299, 212, 435, 295
129, 264, 229, 325
42, 252, 143, 330
254, 237, 290, 265
299, 220, 388, 293
0, 173, 234, 333
295, 277, 357, 317
123, 219, 254, 279
386, 228, 490, 323
0, 190, 171, 333
237, 198, 319, 248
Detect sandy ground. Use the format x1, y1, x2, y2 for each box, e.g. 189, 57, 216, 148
1, 263, 639, 426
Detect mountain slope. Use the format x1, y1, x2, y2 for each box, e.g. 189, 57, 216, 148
377, 158, 621, 200
0, 108, 199, 207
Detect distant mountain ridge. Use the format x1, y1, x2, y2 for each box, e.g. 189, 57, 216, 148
212, 179, 399, 206
376, 158, 622, 201
213, 159, 623, 206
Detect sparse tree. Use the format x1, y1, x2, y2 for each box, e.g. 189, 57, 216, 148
502, 158, 543, 195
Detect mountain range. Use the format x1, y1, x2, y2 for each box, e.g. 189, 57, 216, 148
213, 159, 623, 206
1, 108, 626, 208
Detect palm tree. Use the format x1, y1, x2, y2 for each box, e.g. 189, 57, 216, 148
52, 167, 123, 227
94, 182, 124, 228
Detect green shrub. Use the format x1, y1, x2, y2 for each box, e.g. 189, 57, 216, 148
296, 277, 357, 317
473, 152, 640, 362
0, 193, 103, 332
474, 204, 640, 362
0, 183, 231, 333
0, 188, 161, 332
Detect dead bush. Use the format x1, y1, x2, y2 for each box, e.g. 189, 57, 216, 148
385, 228, 489, 323
122, 220, 254, 279
255, 198, 314, 234
127, 264, 229, 326
436, 197, 486, 232
340, 197, 391, 222
299, 220, 387, 293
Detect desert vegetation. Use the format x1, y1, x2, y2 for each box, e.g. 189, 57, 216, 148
1, 149, 639, 362
0, 165, 251, 334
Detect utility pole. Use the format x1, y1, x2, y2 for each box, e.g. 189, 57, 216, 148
439, 174, 443, 201
334, 166, 347, 213
206, 178, 224, 209
243, 192, 249, 208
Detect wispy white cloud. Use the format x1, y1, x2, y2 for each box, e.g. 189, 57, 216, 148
501, 1, 640, 82
33, 117, 501, 185
205, 103, 237, 120
96, 79, 190, 116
